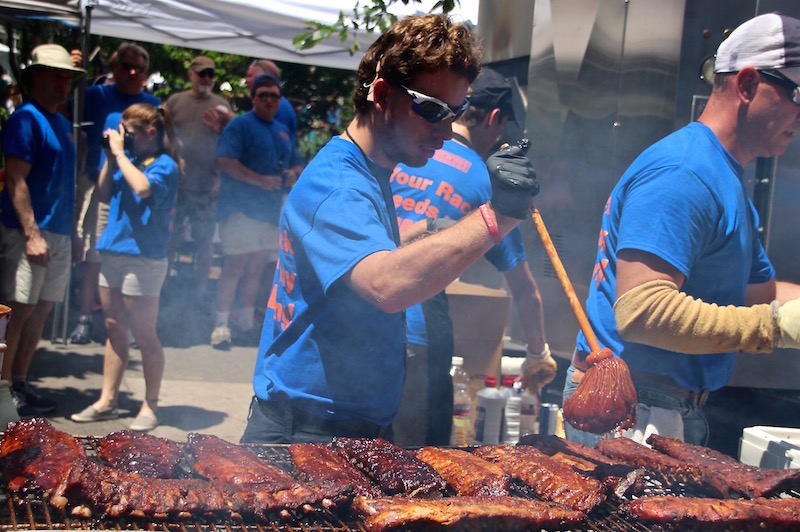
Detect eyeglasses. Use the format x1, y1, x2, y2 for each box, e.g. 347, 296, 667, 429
759, 70, 800, 106
256, 92, 281, 101
196, 69, 215, 79
400, 85, 470, 123
119, 62, 146, 75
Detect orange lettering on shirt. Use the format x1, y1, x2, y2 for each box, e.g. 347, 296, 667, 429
592, 258, 609, 287
604, 196, 611, 215
267, 284, 295, 330
278, 262, 296, 294
598, 230, 609, 252
279, 230, 294, 255
432, 150, 472, 172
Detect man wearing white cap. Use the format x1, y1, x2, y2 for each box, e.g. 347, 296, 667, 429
562, 13, 800, 447
0, 44, 85, 417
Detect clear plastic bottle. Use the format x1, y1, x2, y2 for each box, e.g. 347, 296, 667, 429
519, 388, 541, 437
501, 375, 521, 444
450, 356, 473, 446
473, 375, 506, 445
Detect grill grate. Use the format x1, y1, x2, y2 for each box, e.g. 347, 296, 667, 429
1, 439, 798, 531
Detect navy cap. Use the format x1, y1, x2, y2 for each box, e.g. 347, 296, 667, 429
250, 73, 281, 97
468, 67, 517, 124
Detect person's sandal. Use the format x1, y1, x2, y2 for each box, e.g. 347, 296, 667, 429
129, 413, 158, 432
71, 405, 119, 422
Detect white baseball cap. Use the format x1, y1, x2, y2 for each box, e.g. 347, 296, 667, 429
715, 13, 800, 86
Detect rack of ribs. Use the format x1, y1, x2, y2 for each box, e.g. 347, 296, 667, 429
352, 495, 586, 532
97, 430, 183, 478
414, 446, 511, 496
594, 436, 729, 497
331, 437, 446, 497
187, 432, 296, 489
648, 434, 800, 498
622, 495, 800, 529
472, 444, 606, 513
518, 434, 645, 498
0, 418, 86, 496
289, 442, 384, 498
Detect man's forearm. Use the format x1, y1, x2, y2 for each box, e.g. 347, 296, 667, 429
5, 159, 39, 240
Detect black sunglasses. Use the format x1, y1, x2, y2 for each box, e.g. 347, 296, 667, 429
759, 70, 800, 106
256, 92, 281, 101
119, 62, 146, 75
196, 69, 216, 79
400, 85, 470, 123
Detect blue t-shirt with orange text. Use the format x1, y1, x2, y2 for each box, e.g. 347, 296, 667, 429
391, 139, 526, 346
255, 137, 404, 426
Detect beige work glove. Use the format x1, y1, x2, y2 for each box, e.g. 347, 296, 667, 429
777, 298, 800, 349
520, 343, 557, 392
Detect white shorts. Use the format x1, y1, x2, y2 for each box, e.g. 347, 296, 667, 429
99, 252, 168, 297
218, 213, 279, 258
0, 224, 71, 304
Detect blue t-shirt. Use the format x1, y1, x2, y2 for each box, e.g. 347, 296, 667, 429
577, 122, 774, 392
254, 137, 404, 426
277, 97, 298, 146
0, 100, 76, 235
392, 139, 526, 345
81, 84, 160, 179
216, 111, 302, 224
96, 153, 179, 259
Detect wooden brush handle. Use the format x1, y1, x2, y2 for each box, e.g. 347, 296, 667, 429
531, 208, 601, 353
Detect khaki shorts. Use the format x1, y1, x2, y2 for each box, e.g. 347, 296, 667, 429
0, 225, 71, 304
218, 213, 279, 257
74, 172, 109, 263
99, 252, 168, 297
174, 189, 217, 243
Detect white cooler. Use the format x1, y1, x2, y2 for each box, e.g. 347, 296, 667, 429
739, 426, 800, 470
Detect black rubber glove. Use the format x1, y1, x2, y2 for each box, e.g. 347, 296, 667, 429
487, 145, 539, 219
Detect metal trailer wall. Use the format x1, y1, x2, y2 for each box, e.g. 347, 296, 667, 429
477, 0, 800, 389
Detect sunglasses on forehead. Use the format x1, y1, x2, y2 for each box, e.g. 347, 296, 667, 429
759, 70, 800, 106
400, 85, 470, 123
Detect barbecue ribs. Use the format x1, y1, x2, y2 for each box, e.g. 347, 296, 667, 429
622, 495, 800, 530
289, 442, 384, 498
331, 437, 446, 497
518, 434, 645, 498
415, 446, 511, 496
0, 417, 86, 495
187, 432, 296, 489
97, 430, 183, 478
352, 495, 586, 532
594, 436, 729, 497
648, 434, 800, 498
472, 444, 606, 513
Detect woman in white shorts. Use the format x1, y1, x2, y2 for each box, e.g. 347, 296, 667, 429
70, 103, 181, 432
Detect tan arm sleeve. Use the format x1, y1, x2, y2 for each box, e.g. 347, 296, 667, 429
613, 280, 775, 354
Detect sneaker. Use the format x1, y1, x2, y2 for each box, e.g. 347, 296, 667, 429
129, 413, 159, 432
11, 383, 57, 417
69, 316, 93, 345
71, 405, 120, 422
210, 325, 232, 350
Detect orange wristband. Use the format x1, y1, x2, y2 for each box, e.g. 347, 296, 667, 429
479, 204, 502, 244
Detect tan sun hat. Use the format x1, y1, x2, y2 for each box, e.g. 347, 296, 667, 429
23, 44, 87, 83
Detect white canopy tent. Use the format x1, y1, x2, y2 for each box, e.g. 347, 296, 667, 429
1, 0, 479, 71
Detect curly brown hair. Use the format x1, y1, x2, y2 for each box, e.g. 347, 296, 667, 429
353, 13, 482, 114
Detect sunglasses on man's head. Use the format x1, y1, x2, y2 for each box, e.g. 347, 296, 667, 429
400, 85, 470, 123
196, 69, 215, 79
256, 92, 280, 101
759, 70, 800, 106
120, 62, 146, 74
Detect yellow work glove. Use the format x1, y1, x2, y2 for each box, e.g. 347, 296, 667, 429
778, 298, 800, 349
520, 343, 557, 392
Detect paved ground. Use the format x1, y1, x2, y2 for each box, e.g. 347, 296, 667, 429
16, 272, 258, 444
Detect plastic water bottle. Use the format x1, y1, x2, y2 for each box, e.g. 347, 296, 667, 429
473, 375, 506, 444
450, 356, 473, 446
501, 375, 521, 444
519, 388, 541, 437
